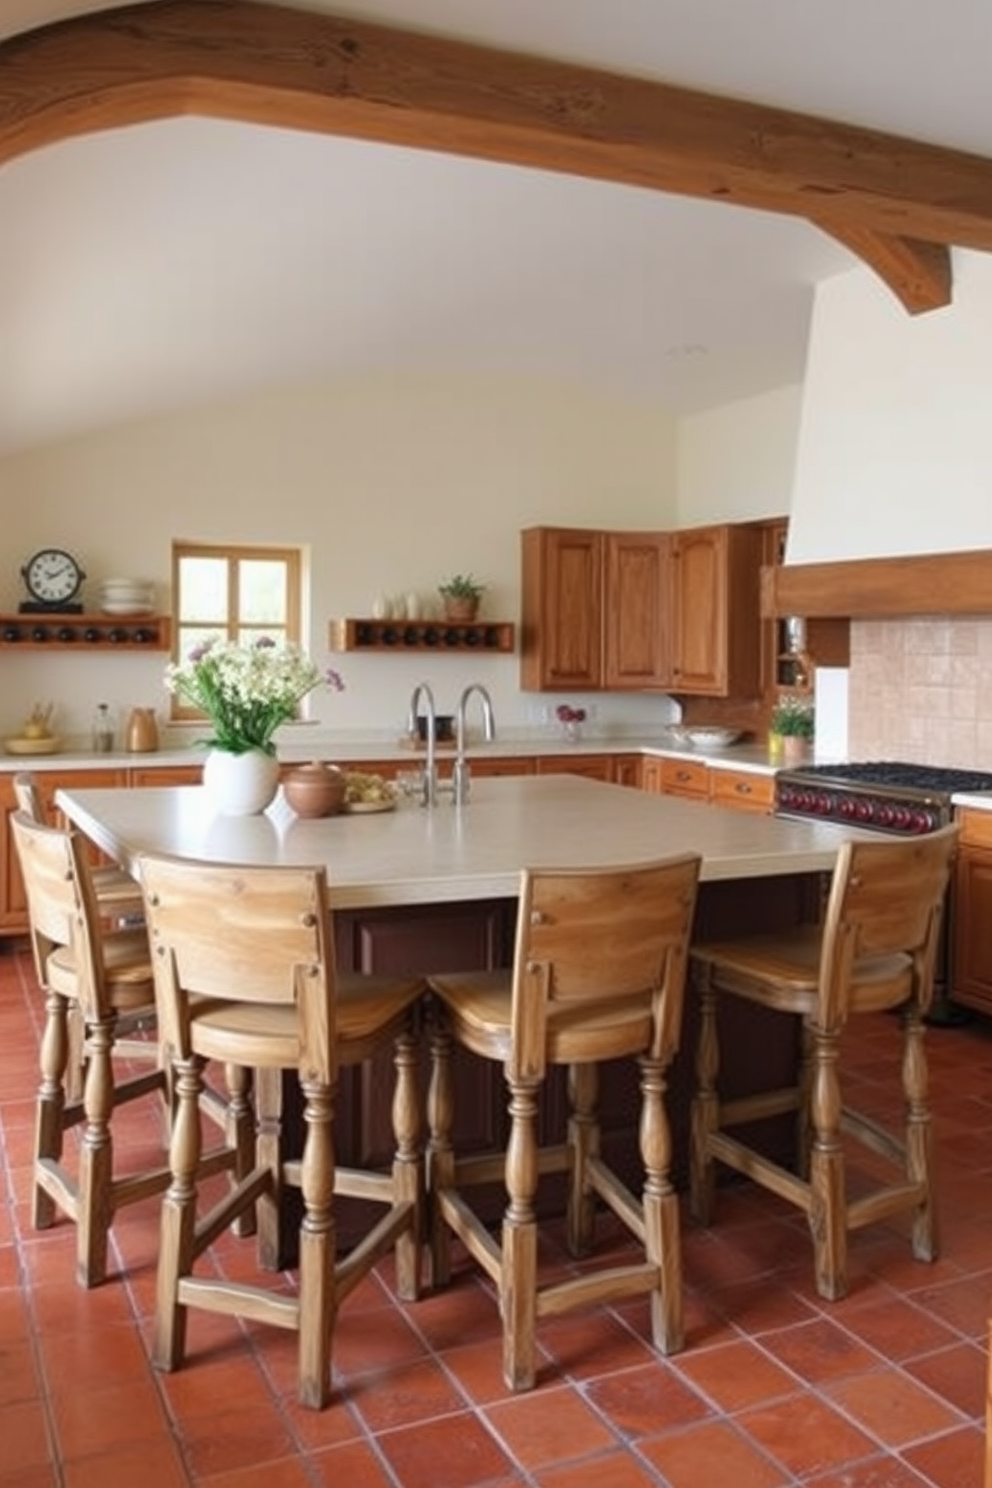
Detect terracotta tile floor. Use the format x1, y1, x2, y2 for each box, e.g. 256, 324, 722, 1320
1, 941, 990, 1487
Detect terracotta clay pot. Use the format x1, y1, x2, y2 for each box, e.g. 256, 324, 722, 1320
282, 761, 347, 818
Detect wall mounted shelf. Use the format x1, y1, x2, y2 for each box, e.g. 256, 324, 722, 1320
0, 613, 172, 651
329, 618, 515, 654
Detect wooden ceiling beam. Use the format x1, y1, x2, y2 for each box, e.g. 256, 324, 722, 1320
812, 225, 952, 313
1, 0, 989, 305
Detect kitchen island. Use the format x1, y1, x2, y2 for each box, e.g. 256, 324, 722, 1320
56, 775, 873, 1250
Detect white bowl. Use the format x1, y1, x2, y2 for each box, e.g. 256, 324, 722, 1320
683, 726, 743, 749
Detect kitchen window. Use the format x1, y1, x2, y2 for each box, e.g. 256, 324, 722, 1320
170, 541, 303, 720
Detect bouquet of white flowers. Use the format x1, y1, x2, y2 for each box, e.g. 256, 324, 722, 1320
165, 636, 343, 755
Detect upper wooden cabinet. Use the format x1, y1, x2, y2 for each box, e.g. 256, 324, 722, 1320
520, 527, 603, 690
520, 527, 671, 692
669, 522, 764, 698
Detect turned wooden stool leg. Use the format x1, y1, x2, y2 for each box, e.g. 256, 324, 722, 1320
796, 1019, 815, 1179
34, 987, 69, 1230
254, 1066, 283, 1269
65, 1001, 86, 1103
392, 1023, 422, 1302
690, 962, 719, 1226
808, 1024, 846, 1300
77, 1013, 115, 1287
225, 1061, 256, 1241
640, 1052, 683, 1354
427, 1018, 455, 1289
503, 1074, 540, 1392
903, 1005, 938, 1261
298, 1076, 336, 1410
567, 1061, 599, 1258
154, 1055, 204, 1373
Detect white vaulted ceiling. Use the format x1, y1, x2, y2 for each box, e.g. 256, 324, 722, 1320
2, 0, 992, 456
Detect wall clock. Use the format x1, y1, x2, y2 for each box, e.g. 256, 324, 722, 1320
19, 548, 86, 613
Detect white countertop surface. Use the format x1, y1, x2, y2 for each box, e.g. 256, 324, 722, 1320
5, 733, 783, 775
56, 774, 875, 911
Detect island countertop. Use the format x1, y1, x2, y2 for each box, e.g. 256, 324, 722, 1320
57, 774, 875, 912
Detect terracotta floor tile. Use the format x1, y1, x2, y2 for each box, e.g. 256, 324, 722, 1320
0, 1339, 40, 1411
824, 1365, 963, 1447
0, 1397, 54, 1475
899, 1423, 986, 1488
903, 1340, 989, 1417
375, 1410, 517, 1488
532, 1449, 662, 1487
671, 1336, 801, 1412
584, 1361, 712, 1439
735, 1392, 879, 1478
176, 1401, 298, 1479
754, 1316, 883, 1385
536, 1309, 657, 1382
837, 1291, 966, 1360
485, 1383, 618, 1469
49, 1374, 172, 1459
805, 1451, 946, 1486
907, 1274, 992, 1339
310, 1438, 399, 1487
348, 1355, 468, 1432
61, 1436, 189, 1488
195, 1457, 316, 1487
638, 1418, 790, 1487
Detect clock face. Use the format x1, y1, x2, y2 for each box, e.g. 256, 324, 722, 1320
22, 548, 85, 605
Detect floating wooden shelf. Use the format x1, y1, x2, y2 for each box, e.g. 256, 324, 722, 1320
329, 618, 515, 654
0, 613, 172, 651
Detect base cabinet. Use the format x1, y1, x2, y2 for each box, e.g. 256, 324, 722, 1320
952, 809, 992, 1015
0, 769, 129, 932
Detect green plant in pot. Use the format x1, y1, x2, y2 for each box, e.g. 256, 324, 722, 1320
769, 695, 815, 762
438, 572, 485, 622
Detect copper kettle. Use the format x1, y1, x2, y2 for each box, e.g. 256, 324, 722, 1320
124, 706, 159, 753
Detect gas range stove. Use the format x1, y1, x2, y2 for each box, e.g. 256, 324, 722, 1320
775, 760, 992, 835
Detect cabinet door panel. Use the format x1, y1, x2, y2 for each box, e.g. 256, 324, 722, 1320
952, 835, 992, 1015
603, 532, 672, 689
520, 527, 603, 690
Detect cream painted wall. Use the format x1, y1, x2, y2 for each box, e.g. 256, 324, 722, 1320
789, 252, 992, 564
0, 371, 684, 744
675, 383, 803, 526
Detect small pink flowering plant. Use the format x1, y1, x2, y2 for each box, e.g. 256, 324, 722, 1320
556, 704, 587, 725
165, 636, 344, 755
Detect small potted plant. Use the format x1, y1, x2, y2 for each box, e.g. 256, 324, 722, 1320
438, 573, 485, 622
769, 695, 815, 764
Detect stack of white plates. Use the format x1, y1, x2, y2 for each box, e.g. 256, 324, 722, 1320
99, 578, 156, 615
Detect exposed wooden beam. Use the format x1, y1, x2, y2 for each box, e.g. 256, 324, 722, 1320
761, 549, 992, 619
814, 225, 952, 313
1, 0, 989, 303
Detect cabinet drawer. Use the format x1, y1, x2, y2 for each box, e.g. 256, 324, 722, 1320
660, 758, 709, 799
955, 807, 992, 849
710, 768, 775, 814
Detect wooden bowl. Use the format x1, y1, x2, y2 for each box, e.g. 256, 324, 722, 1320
282, 762, 347, 818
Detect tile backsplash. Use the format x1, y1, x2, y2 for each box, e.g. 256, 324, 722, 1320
848, 618, 992, 768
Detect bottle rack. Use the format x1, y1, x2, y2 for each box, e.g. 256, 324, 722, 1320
329, 618, 515, 653
0, 613, 172, 651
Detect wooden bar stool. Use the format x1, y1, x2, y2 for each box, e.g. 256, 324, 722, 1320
690, 823, 958, 1301
426, 853, 701, 1392
14, 770, 148, 1101
12, 810, 175, 1286
137, 851, 428, 1410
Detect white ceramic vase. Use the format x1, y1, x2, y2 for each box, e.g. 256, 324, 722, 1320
202, 748, 281, 815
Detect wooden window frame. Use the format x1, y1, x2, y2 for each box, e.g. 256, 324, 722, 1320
170, 541, 304, 722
